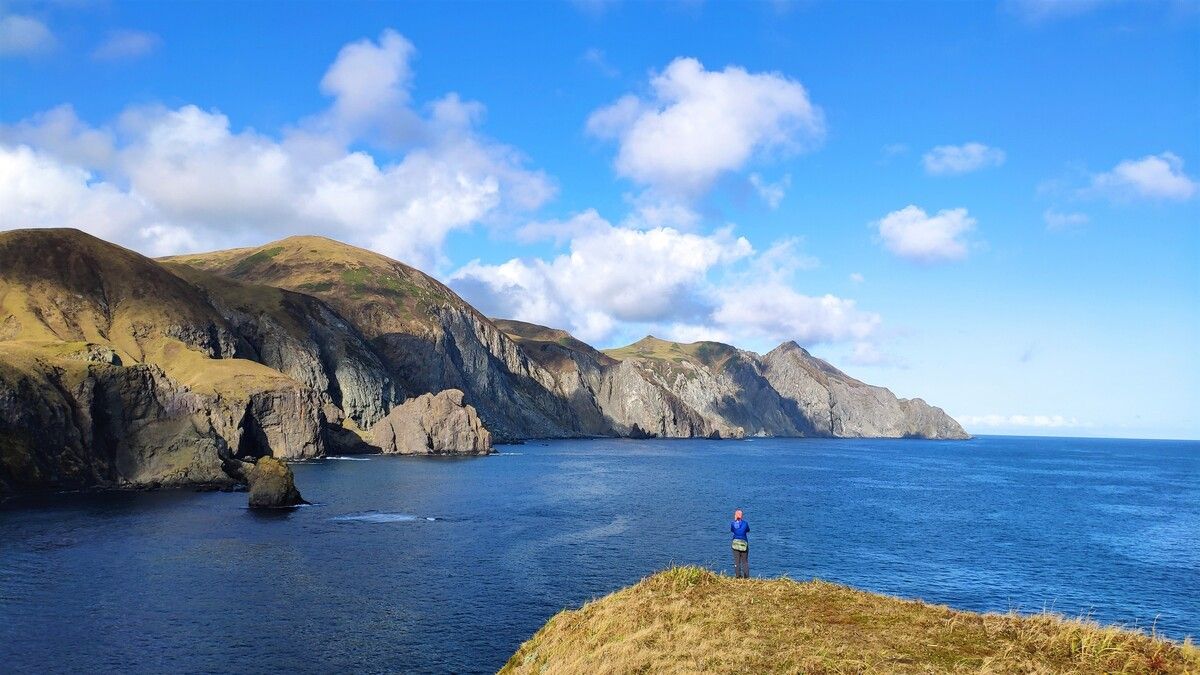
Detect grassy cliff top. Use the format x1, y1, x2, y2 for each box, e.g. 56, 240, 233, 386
493, 318, 616, 370
603, 336, 740, 369
162, 235, 470, 336
502, 567, 1197, 674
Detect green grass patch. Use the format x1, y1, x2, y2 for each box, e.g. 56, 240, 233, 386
229, 246, 284, 275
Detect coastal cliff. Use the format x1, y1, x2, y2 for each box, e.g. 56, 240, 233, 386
502, 567, 1198, 674
1, 228, 966, 498
498, 321, 968, 441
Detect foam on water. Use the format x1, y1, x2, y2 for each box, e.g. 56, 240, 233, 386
324, 456, 372, 461
331, 512, 436, 523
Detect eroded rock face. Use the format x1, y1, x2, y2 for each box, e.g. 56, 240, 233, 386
246, 456, 305, 508
763, 342, 969, 440
369, 389, 493, 455
0, 345, 331, 497
500, 323, 968, 441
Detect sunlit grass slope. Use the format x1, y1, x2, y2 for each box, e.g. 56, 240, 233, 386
501, 566, 1198, 674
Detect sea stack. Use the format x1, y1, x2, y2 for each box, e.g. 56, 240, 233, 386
246, 456, 306, 508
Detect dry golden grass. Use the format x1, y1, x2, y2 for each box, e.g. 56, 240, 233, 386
162, 235, 466, 337
604, 336, 738, 368
501, 567, 1198, 675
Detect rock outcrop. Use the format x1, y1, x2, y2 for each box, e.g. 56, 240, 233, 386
246, 456, 306, 508
369, 389, 492, 455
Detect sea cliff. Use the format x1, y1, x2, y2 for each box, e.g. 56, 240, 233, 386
1, 228, 966, 498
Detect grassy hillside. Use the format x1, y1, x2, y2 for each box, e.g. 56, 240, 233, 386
163, 235, 469, 337
604, 336, 739, 369
494, 318, 617, 371
0, 228, 227, 362
502, 567, 1197, 674
0, 228, 293, 399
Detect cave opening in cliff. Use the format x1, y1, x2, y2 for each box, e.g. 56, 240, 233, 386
236, 411, 272, 460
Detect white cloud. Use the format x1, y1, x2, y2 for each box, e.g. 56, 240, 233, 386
450, 214, 753, 341
958, 414, 1090, 429
92, 29, 161, 61
451, 213, 878, 351
1087, 152, 1197, 202
922, 142, 1006, 175
749, 173, 790, 209
0, 30, 552, 269
710, 285, 880, 347
1043, 208, 1089, 231
0, 105, 115, 168
586, 57, 824, 197
0, 144, 163, 251
315, 29, 423, 145
515, 209, 609, 245
874, 205, 975, 263
849, 272, 865, 283
0, 14, 55, 56
749, 237, 819, 278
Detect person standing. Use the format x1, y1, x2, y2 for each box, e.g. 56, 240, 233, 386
731, 509, 749, 578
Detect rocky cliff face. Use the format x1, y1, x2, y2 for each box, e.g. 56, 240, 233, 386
0, 341, 325, 495
1, 228, 967, 499
369, 389, 492, 455
763, 342, 968, 439
164, 236, 584, 441
0, 230, 348, 496
499, 322, 969, 442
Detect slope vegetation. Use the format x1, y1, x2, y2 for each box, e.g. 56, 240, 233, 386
503, 567, 1197, 674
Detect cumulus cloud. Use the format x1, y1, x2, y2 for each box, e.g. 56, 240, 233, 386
1087, 152, 1197, 202
451, 214, 753, 340
958, 414, 1090, 429
451, 212, 879, 351
1043, 208, 1089, 231
586, 57, 824, 197
710, 285, 880, 347
514, 209, 609, 245
92, 29, 162, 61
874, 205, 975, 263
0, 14, 56, 56
315, 29, 423, 144
0, 144, 161, 249
0, 105, 115, 168
0, 30, 552, 268
922, 142, 1006, 175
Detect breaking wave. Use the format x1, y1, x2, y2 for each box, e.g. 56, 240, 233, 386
331, 512, 436, 523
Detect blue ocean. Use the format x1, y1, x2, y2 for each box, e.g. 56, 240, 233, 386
1, 436, 1196, 673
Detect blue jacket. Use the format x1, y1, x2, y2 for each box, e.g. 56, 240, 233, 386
731, 519, 749, 541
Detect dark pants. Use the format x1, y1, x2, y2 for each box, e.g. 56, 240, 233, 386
733, 547, 749, 578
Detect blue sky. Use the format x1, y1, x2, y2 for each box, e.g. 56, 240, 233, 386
1, 1, 1197, 439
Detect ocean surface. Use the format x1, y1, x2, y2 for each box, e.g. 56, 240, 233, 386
1, 436, 1197, 673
